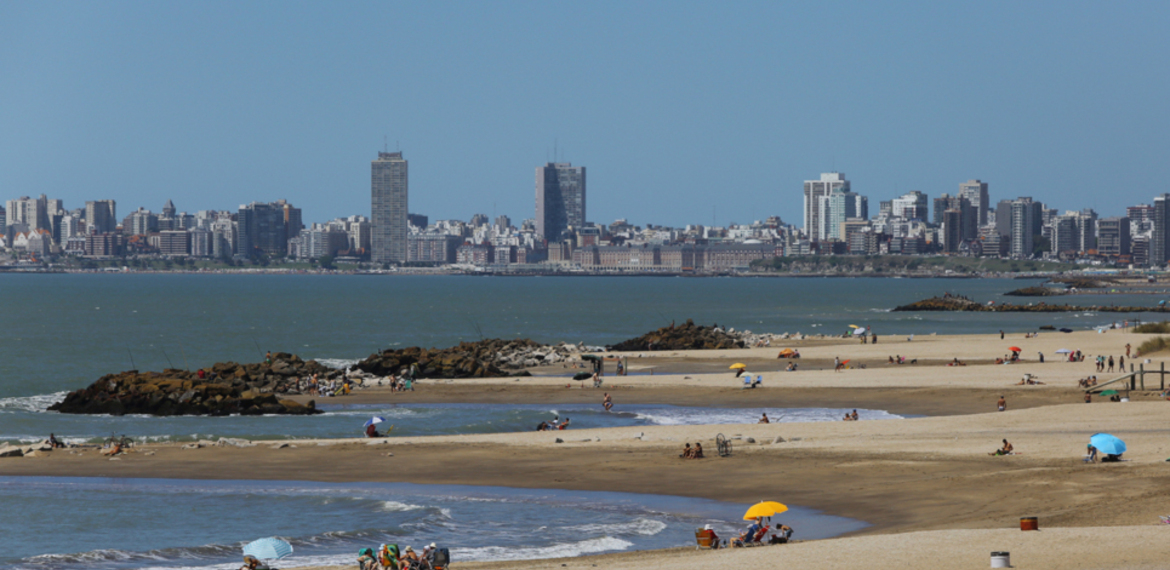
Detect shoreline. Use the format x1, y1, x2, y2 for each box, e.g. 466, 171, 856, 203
3, 330, 1167, 570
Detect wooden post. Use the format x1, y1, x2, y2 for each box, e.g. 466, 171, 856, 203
1162, 362, 1166, 391
1137, 364, 1143, 391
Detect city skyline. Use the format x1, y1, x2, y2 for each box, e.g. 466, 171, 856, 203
3, 4, 1169, 227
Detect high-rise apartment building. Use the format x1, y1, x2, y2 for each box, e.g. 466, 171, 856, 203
1151, 194, 1170, 266
1097, 217, 1131, 257
1009, 199, 1036, 258
372, 151, 409, 263
5, 196, 49, 231
536, 162, 586, 241
85, 200, 117, 234
236, 201, 295, 257
891, 191, 928, 221
959, 180, 989, 226
818, 188, 866, 240
803, 173, 848, 240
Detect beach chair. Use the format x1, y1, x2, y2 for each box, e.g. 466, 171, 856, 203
431, 547, 450, 570
694, 528, 718, 549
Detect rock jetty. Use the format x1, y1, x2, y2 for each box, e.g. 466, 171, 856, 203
607, 320, 745, 351
894, 295, 1170, 313
48, 352, 330, 416
356, 338, 602, 378
1004, 286, 1066, 297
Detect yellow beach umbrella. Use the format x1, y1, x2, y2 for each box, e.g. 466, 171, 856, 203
729, 363, 747, 370
848, 324, 860, 329
743, 501, 789, 521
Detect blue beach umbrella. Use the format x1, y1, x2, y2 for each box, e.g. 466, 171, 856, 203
364, 416, 386, 428
244, 537, 293, 560
1089, 433, 1126, 456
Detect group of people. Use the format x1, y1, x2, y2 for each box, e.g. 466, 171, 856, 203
841, 409, 859, 421
1077, 376, 1099, 389
735, 517, 793, 547
354, 542, 446, 570
889, 355, 914, 365
680, 442, 705, 459
1094, 354, 1124, 373
535, 416, 571, 431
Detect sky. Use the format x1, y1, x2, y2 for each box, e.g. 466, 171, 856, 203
1, 1, 1168, 228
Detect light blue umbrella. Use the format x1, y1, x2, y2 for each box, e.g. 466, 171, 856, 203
363, 416, 385, 427
1089, 433, 1126, 456
244, 537, 293, 560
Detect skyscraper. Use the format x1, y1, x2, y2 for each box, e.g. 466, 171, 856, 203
1010, 199, 1036, 258
959, 180, 989, 226
85, 200, 117, 234
803, 173, 848, 240
818, 187, 866, 240
1152, 194, 1170, 266
372, 151, 409, 263
535, 162, 586, 241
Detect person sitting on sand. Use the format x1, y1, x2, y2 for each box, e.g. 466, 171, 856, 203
400, 546, 421, 570
997, 396, 1006, 412
693, 442, 704, 458
240, 555, 270, 570
785, 362, 796, 371
603, 393, 613, 412
842, 412, 854, 421
681, 443, 693, 458
759, 413, 770, 424
365, 423, 380, 438
101, 442, 123, 456
737, 518, 764, 545
357, 548, 378, 570
850, 409, 859, 421
989, 439, 1014, 456
768, 523, 794, 544
49, 433, 64, 449
558, 417, 570, 430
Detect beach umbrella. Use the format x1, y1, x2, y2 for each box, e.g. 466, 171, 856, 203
1059, 328, 1073, 333
363, 416, 385, 427
729, 363, 747, 370
1099, 390, 1119, 396
580, 354, 601, 362
840, 359, 851, 365
1160, 300, 1166, 306
1089, 433, 1127, 456
572, 372, 592, 381
1008, 346, 1023, 352
848, 324, 860, 329
743, 501, 789, 521
1054, 348, 1072, 354
852, 327, 867, 335
243, 538, 293, 560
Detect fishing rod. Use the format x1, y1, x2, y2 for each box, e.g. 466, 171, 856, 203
161, 348, 175, 370
126, 347, 136, 370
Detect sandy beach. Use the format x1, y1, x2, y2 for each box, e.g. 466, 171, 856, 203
3, 330, 1168, 569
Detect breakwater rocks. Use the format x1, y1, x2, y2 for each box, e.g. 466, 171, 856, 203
893, 295, 1170, 313
48, 353, 330, 416
1005, 287, 1066, 297
356, 338, 603, 378
607, 320, 746, 351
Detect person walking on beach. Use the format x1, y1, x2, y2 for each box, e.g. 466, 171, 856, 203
603, 392, 613, 412
997, 396, 1006, 412
1108, 355, 1115, 372
1038, 351, 1044, 363
1126, 343, 1132, 357
1120, 355, 1125, 370
1000, 330, 1005, 340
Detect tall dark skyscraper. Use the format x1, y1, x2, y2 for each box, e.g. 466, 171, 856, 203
372, 151, 408, 263
1152, 194, 1170, 265
535, 162, 586, 241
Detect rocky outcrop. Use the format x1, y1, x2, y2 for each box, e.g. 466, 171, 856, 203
1004, 287, 1066, 297
894, 295, 1170, 313
354, 338, 588, 378
607, 320, 745, 351
48, 352, 330, 416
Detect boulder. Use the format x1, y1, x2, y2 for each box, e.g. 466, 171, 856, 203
0, 445, 24, 458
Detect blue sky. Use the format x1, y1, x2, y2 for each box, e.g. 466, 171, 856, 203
1, 1, 1167, 227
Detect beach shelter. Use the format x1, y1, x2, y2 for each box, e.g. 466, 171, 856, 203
777, 348, 796, 357
244, 538, 293, 561
743, 501, 789, 520
1055, 348, 1072, 354
848, 325, 860, 329
1099, 390, 1119, 396
572, 372, 592, 381
1089, 433, 1126, 456
363, 416, 386, 427
729, 363, 747, 370
852, 327, 868, 335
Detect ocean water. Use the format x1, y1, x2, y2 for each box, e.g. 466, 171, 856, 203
0, 274, 1157, 402
0, 477, 867, 570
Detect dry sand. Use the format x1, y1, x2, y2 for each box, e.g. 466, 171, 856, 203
5, 330, 1170, 570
